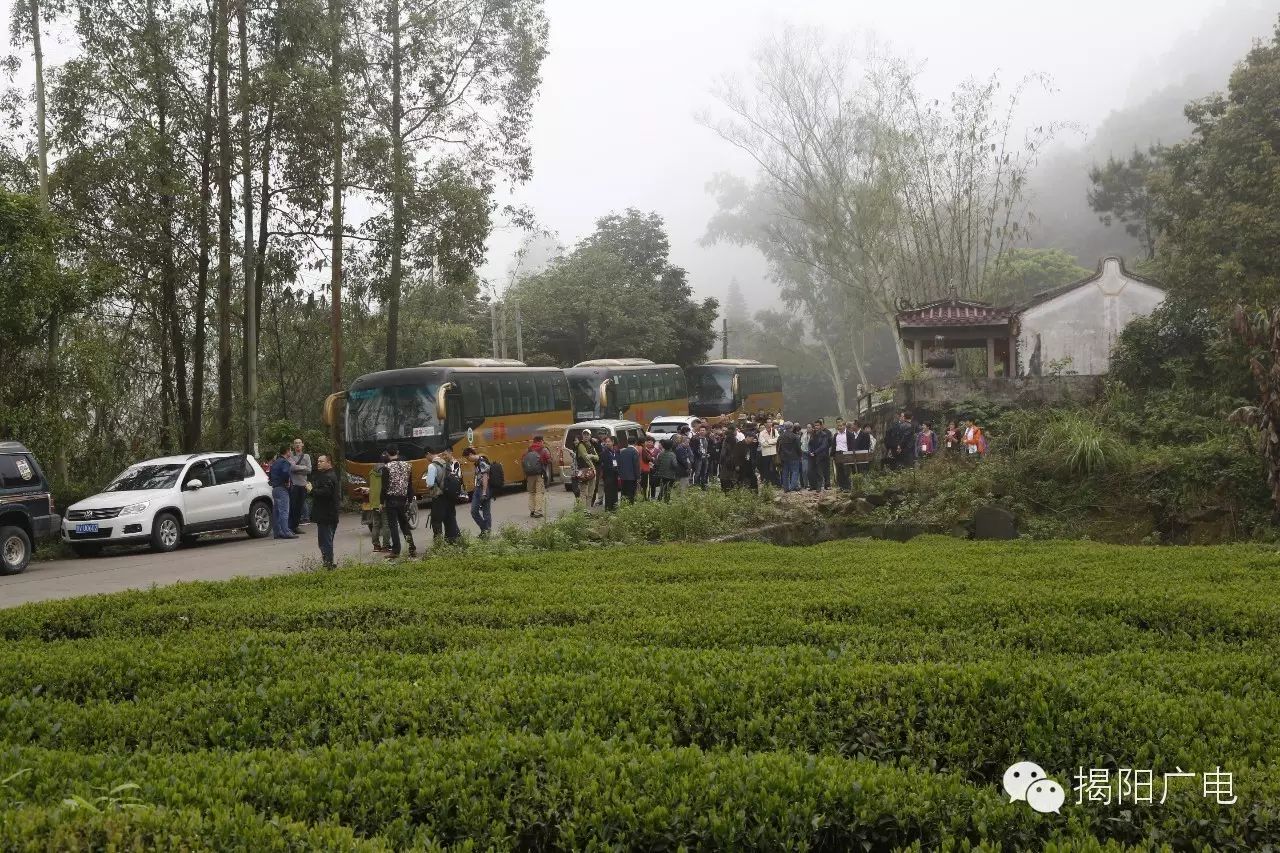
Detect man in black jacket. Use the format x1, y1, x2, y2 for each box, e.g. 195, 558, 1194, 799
853, 423, 874, 475
599, 435, 620, 511
310, 454, 341, 569
808, 419, 832, 491
690, 426, 710, 489
777, 424, 802, 492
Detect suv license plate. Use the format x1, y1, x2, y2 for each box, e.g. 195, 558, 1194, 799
75, 523, 99, 534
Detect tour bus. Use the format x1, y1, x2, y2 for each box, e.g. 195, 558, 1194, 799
564, 358, 690, 424
324, 358, 574, 498
686, 358, 784, 421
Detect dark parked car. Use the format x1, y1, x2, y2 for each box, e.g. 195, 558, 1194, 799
0, 442, 60, 574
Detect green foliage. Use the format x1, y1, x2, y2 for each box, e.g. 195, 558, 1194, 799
258, 419, 333, 463
1087, 147, 1164, 260
984, 247, 1091, 305
510, 209, 719, 367
1150, 21, 1280, 315
2, 539, 1280, 847
897, 362, 928, 382
1109, 299, 1250, 409
1033, 411, 1133, 477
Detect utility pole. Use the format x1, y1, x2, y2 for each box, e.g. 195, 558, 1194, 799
489, 298, 499, 358
499, 302, 508, 359
722, 318, 729, 359
515, 299, 524, 362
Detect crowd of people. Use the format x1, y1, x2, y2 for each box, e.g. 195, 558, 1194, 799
313, 410, 990, 564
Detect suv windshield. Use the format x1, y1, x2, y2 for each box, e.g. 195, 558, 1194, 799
105, 464, 184, 492
648, 421, 683, 434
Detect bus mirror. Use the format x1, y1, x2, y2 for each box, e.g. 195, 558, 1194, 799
436, 382, 456, 421
730, 374, 740, 399
598, 378, 611, 410
322, 391, 347, 428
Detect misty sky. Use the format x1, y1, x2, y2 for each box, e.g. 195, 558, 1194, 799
486, 0, 1269, 302
2, 0, 1272, 305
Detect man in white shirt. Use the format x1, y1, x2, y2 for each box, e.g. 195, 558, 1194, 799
757, 419, 779, 486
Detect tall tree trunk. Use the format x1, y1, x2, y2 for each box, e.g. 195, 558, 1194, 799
188, 0, 217, 452
384, 0, 402, 370
151, 8, 190, 453
328, 0, 344, 393
238, 1, 257, 455
158, 315, 173, 447
253, 39, 277, 357
216, 0, 234, 444
30, 0, 67, 485
29, 0, 49, 207
819, 338, 848, 418
254, 100, 273, 353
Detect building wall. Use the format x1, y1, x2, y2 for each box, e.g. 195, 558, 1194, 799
1017, 258, 1164, 376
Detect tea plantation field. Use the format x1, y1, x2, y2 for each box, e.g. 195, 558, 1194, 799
2, 538, 1279, 850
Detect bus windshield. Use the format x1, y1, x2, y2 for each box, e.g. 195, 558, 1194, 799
567, 374, 601, 420
346, 383, 442, 461
687, 366, 734, 405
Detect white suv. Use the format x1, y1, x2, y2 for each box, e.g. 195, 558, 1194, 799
647, 416, 703, 441
62, 452, 274, 556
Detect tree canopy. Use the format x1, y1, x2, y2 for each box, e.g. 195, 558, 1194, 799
508, 210, 719, 368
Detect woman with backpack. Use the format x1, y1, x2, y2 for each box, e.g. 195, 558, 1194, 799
522, 436, 552, 519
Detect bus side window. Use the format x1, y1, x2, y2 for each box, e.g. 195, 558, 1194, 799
481, 378, 499, 417
519, 377, 536, 414
534, 377, 551, 412
553, 376, 571, 411
674, 370, 687, 398
645, 372, 657, 402
462, 382, 482, 422
501, 377, 519, 415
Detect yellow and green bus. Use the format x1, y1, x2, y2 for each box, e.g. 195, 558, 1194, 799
325, 358, 573, 497
564, 358, 689, 425
687, 359, 783, 422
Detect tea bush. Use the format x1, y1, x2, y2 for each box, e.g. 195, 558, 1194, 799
2, 539, 1278, 849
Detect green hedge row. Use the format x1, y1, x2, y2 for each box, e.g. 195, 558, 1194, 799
3, 649, 1278, 780
3, 732, 1272, 850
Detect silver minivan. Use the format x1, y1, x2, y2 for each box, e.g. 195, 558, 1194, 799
559, 419, 647, 487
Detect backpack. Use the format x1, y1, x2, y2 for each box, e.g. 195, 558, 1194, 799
385, 461, 409, 498
521, 448, 544, 476
488, 460, 505, 492
441, 467, 463, 499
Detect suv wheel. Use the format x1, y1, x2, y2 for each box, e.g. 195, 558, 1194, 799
406, 501, 419, 530
0, 525, 31, 575
246, 499, 271, 538
150, 512, 182, 553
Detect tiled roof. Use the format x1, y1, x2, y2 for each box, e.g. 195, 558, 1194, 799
897, 299, 1014, 328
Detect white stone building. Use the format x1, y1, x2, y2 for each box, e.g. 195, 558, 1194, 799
1017, 257, 1164, 377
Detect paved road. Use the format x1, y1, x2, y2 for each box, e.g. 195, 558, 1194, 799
1, 486, 579, 609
